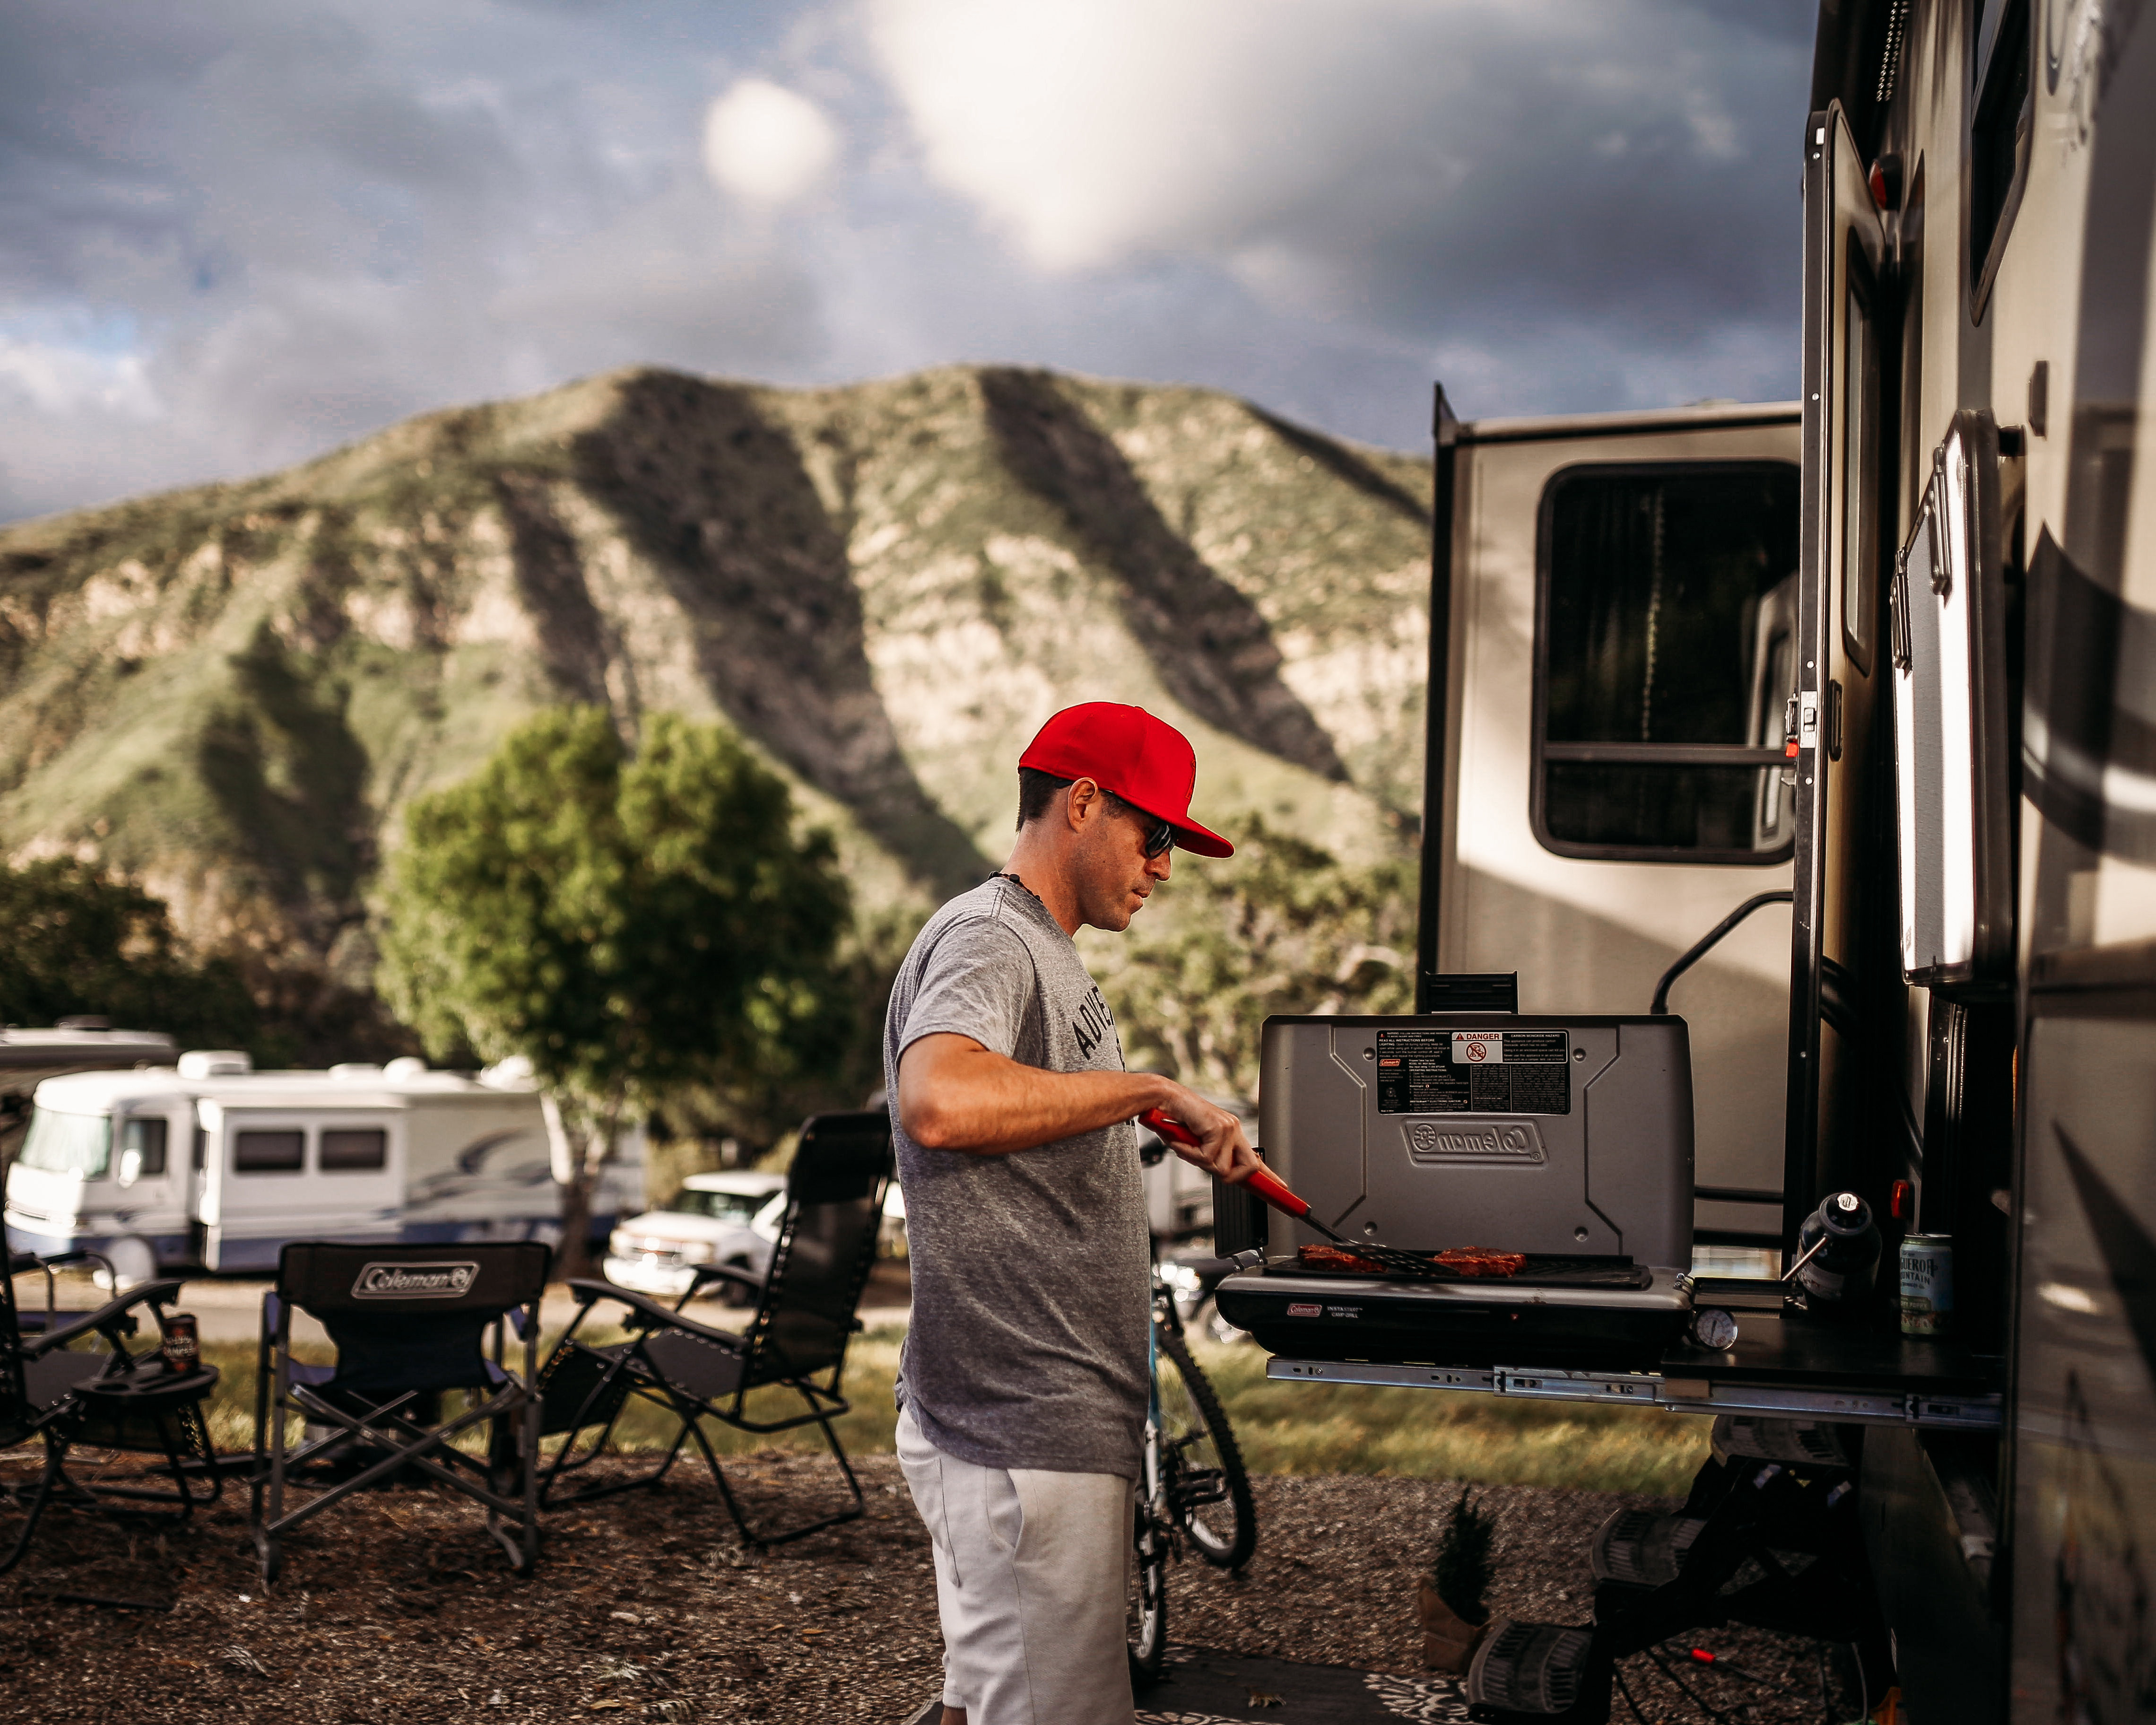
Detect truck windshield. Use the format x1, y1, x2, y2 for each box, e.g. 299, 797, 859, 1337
664, 1188, 772, 1225
17, 1110, 113, 1179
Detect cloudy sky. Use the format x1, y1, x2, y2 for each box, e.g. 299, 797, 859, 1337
1, 0, 1815, 523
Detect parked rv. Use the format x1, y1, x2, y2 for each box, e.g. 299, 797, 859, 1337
1211, 3, 2156, 1718
0, 1023, 180, 1171
2, 1051, 645, 1284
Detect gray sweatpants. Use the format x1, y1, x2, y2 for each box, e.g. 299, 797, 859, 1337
896, 1408, 1136, 1725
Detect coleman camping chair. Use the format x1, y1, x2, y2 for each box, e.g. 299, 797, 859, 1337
534, 1109, 891, 1547
249, 1240, 548, 1581
1, 1253, 221, 1574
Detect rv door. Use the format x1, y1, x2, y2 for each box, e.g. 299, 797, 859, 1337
1431, 409, 1801, 1256
1786, 101, 1892, 1240
196, 1102, 405, 1272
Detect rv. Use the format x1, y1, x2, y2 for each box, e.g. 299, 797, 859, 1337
0, 1024, 179, 1169
1215, 2, 2156, 1717
2, 1051, 645, 1283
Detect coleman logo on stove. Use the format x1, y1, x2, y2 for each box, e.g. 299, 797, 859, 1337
351, 1261, 480, 1299
1403, 1120, 1547, 1165
1286, 1302, 1322, 1317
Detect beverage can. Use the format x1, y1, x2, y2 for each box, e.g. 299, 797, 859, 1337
1899, 1236, 1954, 1336
159, 1311, 200, 1374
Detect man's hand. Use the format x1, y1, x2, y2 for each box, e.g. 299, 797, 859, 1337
1148, 1084, 1261, 1185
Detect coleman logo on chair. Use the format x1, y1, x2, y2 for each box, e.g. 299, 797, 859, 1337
1403, 1120, 1547, 1165
350, 1261, 481, 1298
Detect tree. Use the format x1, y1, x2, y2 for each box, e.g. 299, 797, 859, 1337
378, 708, 853, 1274
0, 858, 260, 1045
1091, 817, 1417, 1102
0, 859, 262, 1164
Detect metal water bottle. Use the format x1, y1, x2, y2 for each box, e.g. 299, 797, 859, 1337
1794, 1191, 1883, 1307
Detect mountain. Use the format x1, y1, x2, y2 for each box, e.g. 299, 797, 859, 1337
0, 364, 1433, 1034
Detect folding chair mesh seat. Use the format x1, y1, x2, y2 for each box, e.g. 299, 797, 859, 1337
535, 1110, 891, 1547
1, 1255, 221, 1574
249, 1240, 548, 1581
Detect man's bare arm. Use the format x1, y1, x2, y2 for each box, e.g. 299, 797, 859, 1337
897, 1033, 1260, 1181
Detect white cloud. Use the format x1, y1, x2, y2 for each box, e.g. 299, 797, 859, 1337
866, 0, 1803, 327
0, 333, 158, 419
702, 78, 841, 207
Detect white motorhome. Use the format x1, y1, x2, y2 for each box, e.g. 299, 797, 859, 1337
2, 1051, 645, 1282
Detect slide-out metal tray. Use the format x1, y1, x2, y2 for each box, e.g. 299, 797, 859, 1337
1218, 1267, 2004, 1431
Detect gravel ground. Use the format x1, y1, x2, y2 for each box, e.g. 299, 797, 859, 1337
0, 1454, 1856, 1724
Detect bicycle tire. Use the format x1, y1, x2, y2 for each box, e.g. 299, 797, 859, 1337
1156, 1321, 1257, 1570
1127, 1495, 1170, 1688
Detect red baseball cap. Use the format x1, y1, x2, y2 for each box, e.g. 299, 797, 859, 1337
1018, 703, 1234, 858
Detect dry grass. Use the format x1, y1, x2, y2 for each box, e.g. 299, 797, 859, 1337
202, 1327, 1707, 1494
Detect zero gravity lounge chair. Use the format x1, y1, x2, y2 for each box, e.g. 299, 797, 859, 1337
249, 1240, 548, 1581
1, 1255, 222, 1574
534, 1110, 892, 1547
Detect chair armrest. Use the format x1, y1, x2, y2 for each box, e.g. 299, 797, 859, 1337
24, 1278, 185, 1359
686, 1263, 763, 1297
574, 1281, 747, 1349
565, 1277, 626, 1308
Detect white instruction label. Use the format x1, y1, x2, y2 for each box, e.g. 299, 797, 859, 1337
1452, 1032, 1504, 1065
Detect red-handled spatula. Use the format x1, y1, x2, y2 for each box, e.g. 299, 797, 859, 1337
1139, 1108, 1440, 1279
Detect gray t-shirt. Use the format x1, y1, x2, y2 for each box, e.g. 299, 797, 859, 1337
884, 875, 1149, 1478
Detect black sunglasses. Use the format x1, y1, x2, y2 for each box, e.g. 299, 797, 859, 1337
1110, 795, 1175, 858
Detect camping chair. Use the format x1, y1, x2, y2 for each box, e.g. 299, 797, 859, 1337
533, 1110, 891, 1547
249, 1240, 548, 1582
0, 1255, 221, 1575
9, 1248, 122, 1336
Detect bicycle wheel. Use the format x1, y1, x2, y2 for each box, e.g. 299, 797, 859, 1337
1156, 1322, 1257, 1570
1127, 1493, 1170, 1688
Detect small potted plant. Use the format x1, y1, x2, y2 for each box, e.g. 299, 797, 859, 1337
1417, 1489, 1495, 1673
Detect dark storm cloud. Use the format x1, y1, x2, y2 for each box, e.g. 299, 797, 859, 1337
0, 0, 1817, 523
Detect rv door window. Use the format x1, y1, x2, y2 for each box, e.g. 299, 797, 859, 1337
320, 1127, 388, 1172
17, 1110, 112, 1179
120, 1116, 168, 1177
234, 1129, 305, 1174
1536, 462, 1801, 861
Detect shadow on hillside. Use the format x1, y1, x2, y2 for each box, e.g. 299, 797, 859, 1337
557, 372, 991, 900
980, 367, 1348, 783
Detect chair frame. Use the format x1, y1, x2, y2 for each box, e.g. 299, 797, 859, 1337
535, 1114, 889, 1548
248, 1243, 546, 1582
1, 1262, 222, 1576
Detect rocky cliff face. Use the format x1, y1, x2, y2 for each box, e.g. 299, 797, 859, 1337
0, 365, 1431, 1005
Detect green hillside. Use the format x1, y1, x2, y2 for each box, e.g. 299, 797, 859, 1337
0, 365, 1432, 1057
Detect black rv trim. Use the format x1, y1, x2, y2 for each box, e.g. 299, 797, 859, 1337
1414, 384, 1460, 1011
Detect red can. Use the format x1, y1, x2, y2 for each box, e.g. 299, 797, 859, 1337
159, 1312, 200, 1375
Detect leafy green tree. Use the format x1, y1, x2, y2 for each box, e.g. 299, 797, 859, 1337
1092, 818, 1416, 1102
0, 858, 260, 1045
378, 708, 852, 1273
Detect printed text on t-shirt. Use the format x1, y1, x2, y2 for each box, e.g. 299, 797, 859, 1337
1073, 985, 1119, 1061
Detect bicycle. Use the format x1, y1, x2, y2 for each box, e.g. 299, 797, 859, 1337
1127, 1250, 1257, 1685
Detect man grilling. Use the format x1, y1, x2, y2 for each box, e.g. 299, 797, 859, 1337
886, 702, 1261, 1725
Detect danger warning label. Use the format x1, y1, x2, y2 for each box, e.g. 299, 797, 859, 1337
1374, 1028, 1571, 1115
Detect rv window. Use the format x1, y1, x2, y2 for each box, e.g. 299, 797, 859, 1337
320, 1128, 388, 1172
1969, 0, 2031, 304
234, 1129, 304, 1174
121, 1116, 168, 1177
1536, 462, 1801, 861
17, 1110, 112, 1179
